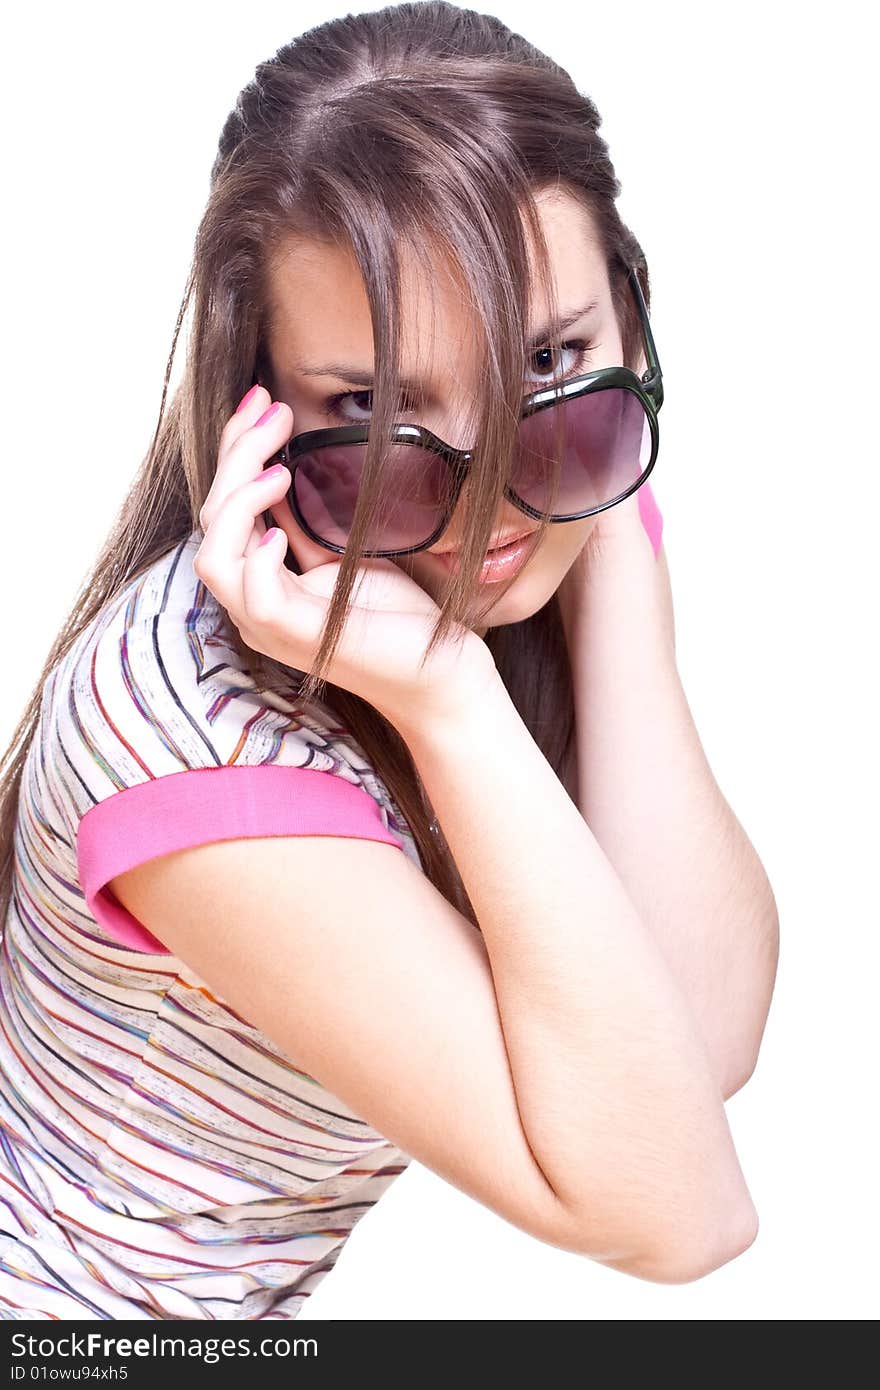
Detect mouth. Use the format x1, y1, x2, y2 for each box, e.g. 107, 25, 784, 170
435, 528, 539, 584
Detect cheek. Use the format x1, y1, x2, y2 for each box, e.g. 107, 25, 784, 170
547, 517, 599, 566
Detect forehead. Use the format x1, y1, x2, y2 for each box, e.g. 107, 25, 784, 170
265, 188, 609, 389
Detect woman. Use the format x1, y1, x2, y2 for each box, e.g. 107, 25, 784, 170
0, 1, 778, 1319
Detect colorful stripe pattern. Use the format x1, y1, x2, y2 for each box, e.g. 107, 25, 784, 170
0, 529, 421, 1318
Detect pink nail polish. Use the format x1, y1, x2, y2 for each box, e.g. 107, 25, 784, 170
261, 462, 287, 480
255, 402, 281, 428
235, 384, 261, 414
259, 527, 281, 547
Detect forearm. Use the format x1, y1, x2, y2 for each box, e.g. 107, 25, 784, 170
561, 540, 779, 1098
395, 669, 757, 1277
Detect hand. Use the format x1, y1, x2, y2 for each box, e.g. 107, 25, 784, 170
557, 483, 663, 624
194, 386, 495, 728
556, 481, 674, 659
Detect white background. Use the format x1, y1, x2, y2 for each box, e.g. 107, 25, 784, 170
1, 1, 877, 1320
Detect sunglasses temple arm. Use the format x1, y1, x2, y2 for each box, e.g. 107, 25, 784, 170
627, 264, 664, 413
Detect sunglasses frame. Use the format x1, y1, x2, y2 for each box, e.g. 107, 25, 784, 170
269, 262, 663, 559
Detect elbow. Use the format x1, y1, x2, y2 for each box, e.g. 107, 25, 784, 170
720, 974, 777, 1098
636, 1199, 760, 1284
721, 894, 780, 1102
574, 1197, 760, 1285
720, 1047, 759, 1100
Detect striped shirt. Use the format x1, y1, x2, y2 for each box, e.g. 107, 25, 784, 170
0, 526, 421, 1320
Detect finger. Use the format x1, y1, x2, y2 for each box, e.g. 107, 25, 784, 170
195, 465, 292, 611
244, 508, 271, 559
201, 396, 293, 533
264, 491, 348, 577
224, 382, 271, 451
241, 527, 300, 634
242, 526, 382, 682
199, 384, 269, 529
241, 527, 326, 665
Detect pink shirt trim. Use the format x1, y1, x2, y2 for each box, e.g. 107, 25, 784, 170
76, 764, 405, 954
638, 479, 663, 558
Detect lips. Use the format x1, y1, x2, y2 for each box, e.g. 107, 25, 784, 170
436, 527, 536, 561
434, 528, 539, 579
486, 527, 536, 553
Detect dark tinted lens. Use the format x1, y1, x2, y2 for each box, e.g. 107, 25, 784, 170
514, 387, 652, 518
293, 441, 453, 552
292, 387, 652, 551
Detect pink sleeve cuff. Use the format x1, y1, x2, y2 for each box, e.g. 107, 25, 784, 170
76, 764, 406, 954
638, 479, 663, 558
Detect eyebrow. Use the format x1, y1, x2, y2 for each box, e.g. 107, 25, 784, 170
289, 298, 601, 391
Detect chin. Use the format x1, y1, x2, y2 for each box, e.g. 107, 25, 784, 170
469, 566, 553, 629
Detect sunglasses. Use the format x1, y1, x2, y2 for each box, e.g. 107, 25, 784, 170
263, 262, 663, 559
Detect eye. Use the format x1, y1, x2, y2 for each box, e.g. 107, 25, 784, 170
322, 340, 599, 424
525, 339, 598, 387
322, 389, 420, 425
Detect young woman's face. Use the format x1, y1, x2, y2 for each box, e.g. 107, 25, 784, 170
264, 188, 638, 637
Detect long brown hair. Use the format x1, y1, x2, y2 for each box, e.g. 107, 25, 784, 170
0, 1, 651, 929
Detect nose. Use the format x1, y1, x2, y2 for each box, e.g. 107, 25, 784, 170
420, 417, 527, 556
422, 403, 478, 455
428, 489, 534, 557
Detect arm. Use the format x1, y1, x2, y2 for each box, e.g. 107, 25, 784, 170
392, 665, 758, 1280
111, 659, 758, 1286
556, 492, 780, 1100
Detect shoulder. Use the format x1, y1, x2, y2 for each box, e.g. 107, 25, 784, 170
33, 527, 422, 951
53, 529, 296, 789
48, 529, 378, 810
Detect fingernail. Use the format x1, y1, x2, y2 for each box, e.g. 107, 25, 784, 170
255, 402, 282, 428
259, 527, 282, 547
261, 462, 288, 480
235, 384, 261, 414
